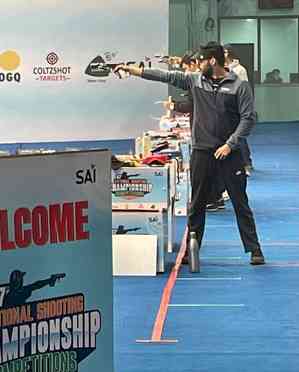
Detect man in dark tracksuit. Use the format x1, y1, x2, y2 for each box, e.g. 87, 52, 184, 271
167, 52, 225, 212
114, 42, 265, 265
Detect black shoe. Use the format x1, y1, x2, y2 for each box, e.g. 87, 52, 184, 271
206, 202, 219, 212
216, 197, 225, 209
250, 247, 265, 265
206, 198, 225, 212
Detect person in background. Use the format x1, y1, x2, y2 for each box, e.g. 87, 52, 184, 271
163, 51, 197, 128
224, 44, 248, 80
114, 41, 265, 266
224, 44, 254, 177
264, 69, 283, 84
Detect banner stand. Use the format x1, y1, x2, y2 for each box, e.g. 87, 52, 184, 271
0, 149, 114, 372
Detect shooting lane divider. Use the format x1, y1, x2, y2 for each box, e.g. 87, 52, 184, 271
136, 227, 188, 344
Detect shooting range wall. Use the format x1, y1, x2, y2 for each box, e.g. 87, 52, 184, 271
169, 0, 299, 122
0, 0, 168, 142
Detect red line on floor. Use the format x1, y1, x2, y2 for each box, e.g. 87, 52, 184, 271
150, 227, 188, 341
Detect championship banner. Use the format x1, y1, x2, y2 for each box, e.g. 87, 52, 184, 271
0, 150, 113, 372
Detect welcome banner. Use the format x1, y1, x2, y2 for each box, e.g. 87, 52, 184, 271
0, 150, 113, 372
0, 0, 168, 142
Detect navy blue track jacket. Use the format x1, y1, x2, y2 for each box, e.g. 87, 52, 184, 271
141, 69, 256, 151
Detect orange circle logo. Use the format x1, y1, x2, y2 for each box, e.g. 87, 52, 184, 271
0, 51, 21, 71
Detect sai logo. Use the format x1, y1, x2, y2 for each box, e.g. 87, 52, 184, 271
75, 165, 97, 184
0, 50, 21, 83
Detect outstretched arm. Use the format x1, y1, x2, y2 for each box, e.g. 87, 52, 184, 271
27, 279, 52, 292
27, 274, 65, 292
114, 65, 193, 91
114, 64, 143, 77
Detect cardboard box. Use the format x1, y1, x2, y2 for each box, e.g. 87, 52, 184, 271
112, 210, 168, 273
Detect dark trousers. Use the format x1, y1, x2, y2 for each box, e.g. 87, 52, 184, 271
207, 168, 224, 203
240, 138, 252, 167
188, 149, 260, 253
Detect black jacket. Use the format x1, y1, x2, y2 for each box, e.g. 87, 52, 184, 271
174, 92, 194, 130
142, 69, 256, 151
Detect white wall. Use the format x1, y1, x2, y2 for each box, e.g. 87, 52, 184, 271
0, 0, 168, 142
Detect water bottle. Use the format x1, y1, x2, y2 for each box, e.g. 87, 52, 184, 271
189, 232, 200, 273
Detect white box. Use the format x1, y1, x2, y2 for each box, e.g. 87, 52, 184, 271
113, 235, 157, 276
112, 210, 167, 272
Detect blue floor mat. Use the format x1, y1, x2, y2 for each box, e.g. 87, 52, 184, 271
114, 122, 299, 372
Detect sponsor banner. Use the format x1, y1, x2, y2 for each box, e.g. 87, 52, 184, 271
0, 150, 113, 372
84, 54, 152, 84
33, 52, 71, 82
0, 50, 21, 83
0, 0, 168, 142
111, 166, 169, 209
